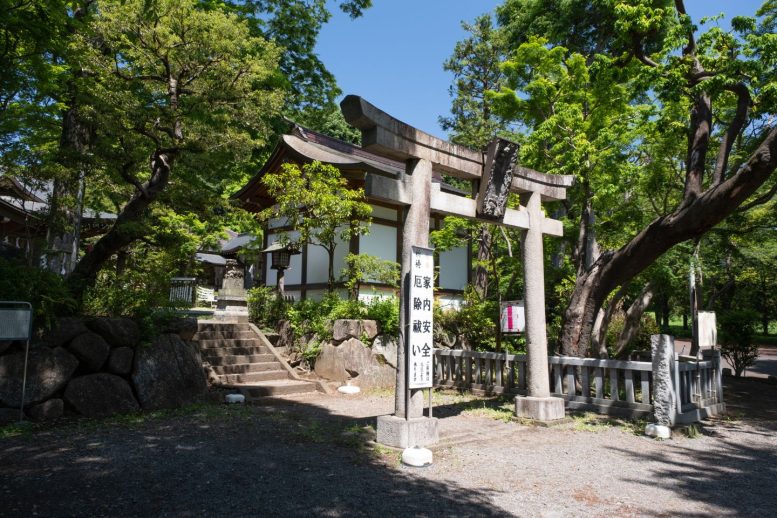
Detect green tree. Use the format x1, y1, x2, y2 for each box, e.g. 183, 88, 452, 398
65, 0, 283, 301
260, 161, 372, 291
492, 1, 777, 356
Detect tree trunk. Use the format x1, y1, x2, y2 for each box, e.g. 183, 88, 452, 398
46, 105, 91, 275
67, 150, 174, 302
560, 124, 777, 356
591, 284, 627, 358
614, 283, 654, 357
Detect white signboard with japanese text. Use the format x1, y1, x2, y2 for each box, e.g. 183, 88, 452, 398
500, 300, 525, 334
408, 246, 434, 389
697, 311, 717, 348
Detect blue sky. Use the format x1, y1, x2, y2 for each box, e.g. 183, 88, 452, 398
316, 0, 768, 139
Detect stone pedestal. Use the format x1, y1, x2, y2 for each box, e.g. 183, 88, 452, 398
376, 415, 438, 449
515, 396, 566, 421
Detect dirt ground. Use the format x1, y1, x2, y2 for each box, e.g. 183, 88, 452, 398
1, 376, 776, 518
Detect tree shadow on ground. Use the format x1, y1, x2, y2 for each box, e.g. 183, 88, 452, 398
610, 430, 777, 517
0, 396, 507, 517
609, 377, 777, 517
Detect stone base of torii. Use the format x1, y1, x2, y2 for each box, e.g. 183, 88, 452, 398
340, 96, 573, 448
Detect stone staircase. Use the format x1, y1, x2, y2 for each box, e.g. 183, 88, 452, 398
194, 322, 317, 399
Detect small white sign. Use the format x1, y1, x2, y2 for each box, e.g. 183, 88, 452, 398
408, 246, 434, 389
500, 301, 525, 334
697, 311, 717, 348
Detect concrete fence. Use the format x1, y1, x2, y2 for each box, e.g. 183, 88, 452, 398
433, 337, 724, 423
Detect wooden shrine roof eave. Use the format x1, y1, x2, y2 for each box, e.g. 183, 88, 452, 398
232, 133, 407, 204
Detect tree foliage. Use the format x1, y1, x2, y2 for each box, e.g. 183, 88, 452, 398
260, 161, 372, 290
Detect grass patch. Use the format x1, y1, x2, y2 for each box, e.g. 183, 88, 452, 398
568, 411, 649, 436
458, 397, 515, 423
0, 401, 254, 440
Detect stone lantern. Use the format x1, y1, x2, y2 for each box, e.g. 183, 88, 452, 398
262, 242, 299, 296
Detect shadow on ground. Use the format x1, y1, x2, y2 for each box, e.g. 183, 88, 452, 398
0, 396, 506, 517
612, 377, 777, 517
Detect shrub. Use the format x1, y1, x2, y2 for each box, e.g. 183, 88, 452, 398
365, 296, 399, 336
0, 258, 76, 331
435, 286, 497, 351
604, 312, 660, 358
246, 286, 289, 329
719, 309, 759, 377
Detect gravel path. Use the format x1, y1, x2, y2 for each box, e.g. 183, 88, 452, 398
1, 378, 775, 517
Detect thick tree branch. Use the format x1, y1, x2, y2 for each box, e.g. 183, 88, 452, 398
713, 83, 751, 185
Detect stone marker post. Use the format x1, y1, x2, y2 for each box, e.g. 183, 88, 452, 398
515, 191, 565, 421
376, 159, 439, 448
650, 334, 677, 427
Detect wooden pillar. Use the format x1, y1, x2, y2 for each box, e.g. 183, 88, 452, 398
395, 158, 432, 419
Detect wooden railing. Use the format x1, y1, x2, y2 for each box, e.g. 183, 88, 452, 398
434, 347, 725, 421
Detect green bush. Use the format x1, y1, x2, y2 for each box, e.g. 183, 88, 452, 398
435, 286, 497, 351
0, 258, 76, 331
246, 286, 289, 329
719, 309, 759, 377
366, 296, 399, 336
604, 312, 660, 357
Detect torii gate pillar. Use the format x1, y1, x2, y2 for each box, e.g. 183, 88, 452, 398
516, 191, 565, 420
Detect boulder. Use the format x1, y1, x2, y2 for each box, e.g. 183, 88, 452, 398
88, 318, 141, 349
26, 398, 64, 422
315, 338, 396, 388
0, 347, 78, 407
42, 317, 90, 348
0, 407, 19, 425
131, 334, 207, 410
68, 332, 110, 372
64, 374, 139, 418
161, 317, 198, 341
275, 320, 295, 349
333, 319, 379, 342
372, 335, 399, 368
107, 347, 134, 376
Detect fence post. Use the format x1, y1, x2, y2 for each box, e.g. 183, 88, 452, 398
650, 334, 676, 427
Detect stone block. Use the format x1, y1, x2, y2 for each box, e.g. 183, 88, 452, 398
372, 335, 398, 368
333, 319, 378, 342
0, 347, 78, 407
514, 396, 566, 421
42, 317, 89, 348
88, 318, 141, 349
107, 347, 134, 376
376, 415, 439, 448
26, 398, 64, 422
68, 332, 110, 371
64, 374, 140, 418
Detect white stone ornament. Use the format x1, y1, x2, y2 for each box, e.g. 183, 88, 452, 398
401, 447, 433, 467
645, 423, 671, 439
225, 394, 245, 404
338, 384, 361, 395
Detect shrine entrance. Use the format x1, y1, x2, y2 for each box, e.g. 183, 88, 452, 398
338, 96, 574, 448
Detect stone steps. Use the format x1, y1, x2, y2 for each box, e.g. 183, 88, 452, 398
194, 336, 256, 341
203, 353, 276, 365
218, 371, 292, 385
203, 346, 271, 357
229, 379, 317, 398
194, 321, 317, 399
197, 338, 265, 349
211, 362, 283, 375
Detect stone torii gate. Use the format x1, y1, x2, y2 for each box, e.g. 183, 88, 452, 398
340, 96, 574, 448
